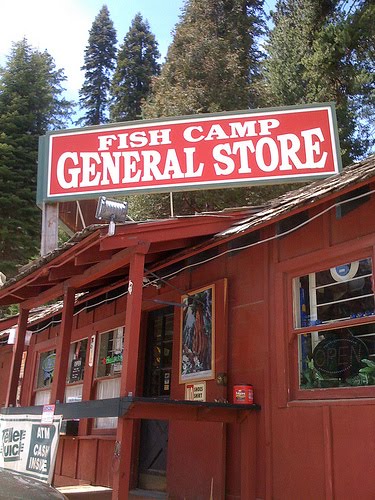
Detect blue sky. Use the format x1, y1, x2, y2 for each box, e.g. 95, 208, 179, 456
0, 1, 275, 107
0, 0, 185, 101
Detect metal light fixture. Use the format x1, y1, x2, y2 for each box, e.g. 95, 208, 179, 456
95, 196, 129, 236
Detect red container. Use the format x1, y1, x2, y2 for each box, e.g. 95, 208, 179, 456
233, 384, 254, 404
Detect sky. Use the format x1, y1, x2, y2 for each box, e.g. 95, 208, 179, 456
0, 0, 186, 104
0, 0, 276, 119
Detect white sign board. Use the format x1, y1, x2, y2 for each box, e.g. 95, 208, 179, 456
0, 414, 62, 484
185, 382, 206, 402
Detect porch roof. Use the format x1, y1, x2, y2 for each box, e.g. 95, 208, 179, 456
0, 209, 254, 308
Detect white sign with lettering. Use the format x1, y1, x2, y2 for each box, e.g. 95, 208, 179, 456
0, 414, 62, 484
185, 382, 206, 402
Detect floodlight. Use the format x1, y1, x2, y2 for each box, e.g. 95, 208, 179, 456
95, 196, 128, 236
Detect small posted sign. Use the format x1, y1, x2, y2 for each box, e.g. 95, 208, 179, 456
185, 382, 206, 402
41, 404, 55, 425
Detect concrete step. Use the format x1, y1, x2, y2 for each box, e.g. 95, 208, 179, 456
57, 485, 112, 499
129, 490, 167, 500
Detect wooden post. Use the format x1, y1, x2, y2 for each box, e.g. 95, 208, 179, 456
50, 287, 75, 404
112, 249, 147, 500
41, 202, 59, 256
6, 307, 29, 407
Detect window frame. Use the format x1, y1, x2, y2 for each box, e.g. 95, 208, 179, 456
286, 245, 375, 401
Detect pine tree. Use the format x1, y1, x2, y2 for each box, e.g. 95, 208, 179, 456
0, 39, 72, 278
110, 13, 160, 122
143, 0, 265, 118
127, 0, 269, 219
263, 0, 375, 165
77, 4, 117, 126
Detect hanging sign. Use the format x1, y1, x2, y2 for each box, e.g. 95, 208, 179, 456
38, 103, 341, 203
0, 414, 62, 484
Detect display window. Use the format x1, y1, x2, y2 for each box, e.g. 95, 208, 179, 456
292, 257, 375, 393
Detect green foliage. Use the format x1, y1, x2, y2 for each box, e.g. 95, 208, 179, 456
77, 4, 117, 126
110, 13, 160, 122
263, 0, 375, 165
143, 0, 266, 118
0, 304, 19, 320
0, 39, 72, 277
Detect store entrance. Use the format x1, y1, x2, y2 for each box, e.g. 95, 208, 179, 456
138, 306, 174, 491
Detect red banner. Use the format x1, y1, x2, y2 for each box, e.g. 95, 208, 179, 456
45, 105, 340, 201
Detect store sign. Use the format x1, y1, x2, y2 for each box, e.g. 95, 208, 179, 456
38, 103, 341, 202
0, 414, 62, 484
313, 337, 368, 376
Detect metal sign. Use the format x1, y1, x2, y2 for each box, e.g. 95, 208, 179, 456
37, 103, 341, 203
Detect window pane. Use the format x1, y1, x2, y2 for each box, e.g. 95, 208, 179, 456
96, 328, 124, 378
294, 258, 374, 328
94, 377, 121, 429
299, 324, 375, 389
65, 384, 83, 403
34, 389, 51, 406
36, 350, 56, 388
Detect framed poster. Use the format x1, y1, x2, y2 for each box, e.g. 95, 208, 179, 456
179, 284, 215, 383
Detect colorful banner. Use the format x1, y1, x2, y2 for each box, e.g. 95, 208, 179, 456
38, 104, 341, 202
0, 414, 62, 484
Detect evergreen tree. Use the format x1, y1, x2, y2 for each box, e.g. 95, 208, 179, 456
128, 0, 268, 219
77, 4, 117, 126
0, 39, 72, 278
143, 0, 265, 118
263, 0, 375, 165
110, 13, 160, 122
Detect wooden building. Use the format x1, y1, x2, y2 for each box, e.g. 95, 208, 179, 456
1, 155, 375, 499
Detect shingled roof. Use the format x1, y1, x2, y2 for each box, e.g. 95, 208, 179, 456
219, 154, 375, 237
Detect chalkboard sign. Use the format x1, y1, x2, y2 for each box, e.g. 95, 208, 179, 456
70, 358, 83, 382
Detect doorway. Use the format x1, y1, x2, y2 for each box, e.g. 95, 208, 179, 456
138, 306, 174, 491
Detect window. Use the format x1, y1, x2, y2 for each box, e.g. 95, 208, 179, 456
36, 350, 56, 388
67, 339, 88, 384
293, 257, 375, 392
96, 328, 124, 378
94, 328, 124, 429
294, 258, 374, 328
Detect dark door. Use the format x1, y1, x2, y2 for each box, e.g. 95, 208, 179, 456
138, 306, 174, 491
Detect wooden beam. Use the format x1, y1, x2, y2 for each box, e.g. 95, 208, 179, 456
48, 264, 89, 281
6, 307, 29, 407
112, 249, 147, 499
99, 219, 234, 252
22, 242, 150, 310
50, 287, 75, 404
75, 248, 114, 266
